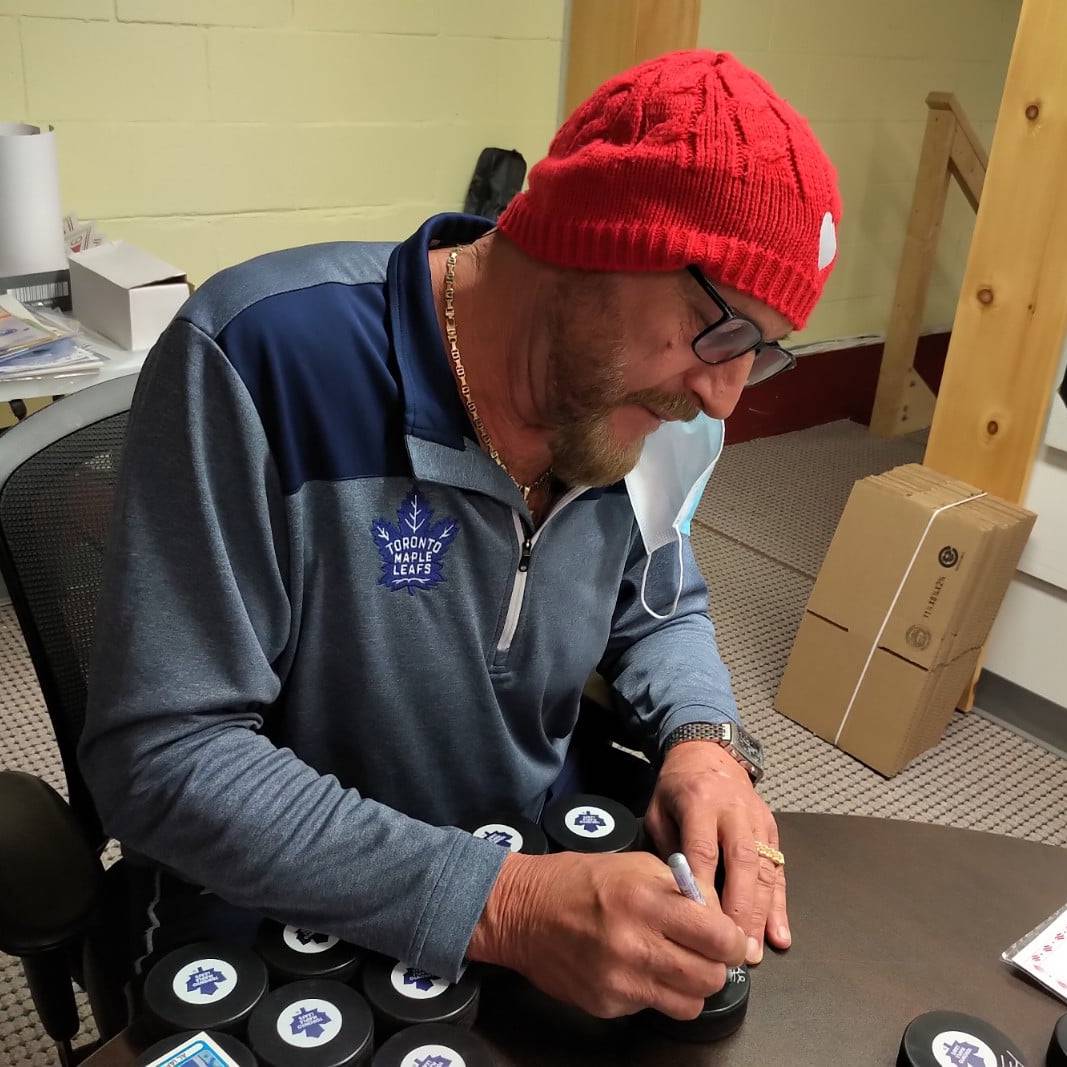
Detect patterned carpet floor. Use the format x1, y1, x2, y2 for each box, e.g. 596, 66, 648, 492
0, 418, 1063, 1064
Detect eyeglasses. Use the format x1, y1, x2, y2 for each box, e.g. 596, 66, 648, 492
687, 266, 797, 387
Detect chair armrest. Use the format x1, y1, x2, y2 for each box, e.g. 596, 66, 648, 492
0, 770, 104, 956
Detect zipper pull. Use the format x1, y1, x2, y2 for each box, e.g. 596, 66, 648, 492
518, 538, 532, 573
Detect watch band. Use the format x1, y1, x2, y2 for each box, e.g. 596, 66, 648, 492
662, 721, 764, 783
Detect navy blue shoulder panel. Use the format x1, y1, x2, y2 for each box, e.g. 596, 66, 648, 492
215, 280, 409, 495
180, 240, 396, 338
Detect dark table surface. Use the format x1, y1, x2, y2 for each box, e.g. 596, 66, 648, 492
84, 812, 1067, 1065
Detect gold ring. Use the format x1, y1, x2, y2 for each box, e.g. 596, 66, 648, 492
754, 841, 785, 867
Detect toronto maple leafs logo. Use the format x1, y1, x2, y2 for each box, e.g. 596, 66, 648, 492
294, 929, 330, 947
482, 830, 514, 848
942, 1040, 988, 1067
291, 1005, 332, 1040
185, 965, 226, 996
573, 810, 607, 834
415, 1055, 453, 1067
372, 490, 459, 594
403, 967, 440, 992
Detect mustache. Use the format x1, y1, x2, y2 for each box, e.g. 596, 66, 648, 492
553, 375, 701, 426
626, 388, 702, 422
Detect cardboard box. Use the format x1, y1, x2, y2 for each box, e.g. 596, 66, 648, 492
775, 464, 1036, 776
68, 241, 189, 350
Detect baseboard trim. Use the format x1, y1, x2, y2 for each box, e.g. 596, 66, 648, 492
725, 331, 950, 444
973, 670, 1067, 757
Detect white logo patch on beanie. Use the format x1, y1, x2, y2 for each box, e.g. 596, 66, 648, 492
818, 211, 836, 270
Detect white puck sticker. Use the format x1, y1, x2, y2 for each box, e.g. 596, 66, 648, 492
277, 997, 342, 1048
930, 1030, 997, 1067
400, 1045, 466, 1067
171, 958, 238, 1005
472, 823, 524, 853
282, 925, 339, 955
390, 961, 450, 1000
565, 805, 615, 839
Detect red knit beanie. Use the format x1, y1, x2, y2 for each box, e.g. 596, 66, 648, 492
497, 50, 841, 330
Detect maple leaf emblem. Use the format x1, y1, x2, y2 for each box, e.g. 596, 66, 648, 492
290, 1005, 332, 1040
403, 967, 440, 992
185, 965, 225, 996
372, 490, 459, 595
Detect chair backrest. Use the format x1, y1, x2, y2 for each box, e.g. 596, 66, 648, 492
0, 376, 138, 850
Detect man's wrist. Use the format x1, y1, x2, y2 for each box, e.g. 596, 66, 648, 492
661, 720, 764, 783
467, 852, 534, 968
662, 736, 755, 785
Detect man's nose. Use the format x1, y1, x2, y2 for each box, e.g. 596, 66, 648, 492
685, 351, 754, 418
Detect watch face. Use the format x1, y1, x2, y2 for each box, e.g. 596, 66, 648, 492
735, 729, 763, 767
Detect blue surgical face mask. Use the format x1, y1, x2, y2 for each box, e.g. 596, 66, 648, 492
623, 414, 725, 619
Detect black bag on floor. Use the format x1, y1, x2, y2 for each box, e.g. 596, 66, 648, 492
463, 147, 527, 222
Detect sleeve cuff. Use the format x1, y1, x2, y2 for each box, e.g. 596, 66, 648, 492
404, 830, 508, 982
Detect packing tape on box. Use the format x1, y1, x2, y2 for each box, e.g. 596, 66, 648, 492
833, 491, 987, 745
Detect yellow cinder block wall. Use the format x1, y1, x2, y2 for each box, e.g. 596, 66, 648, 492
0, 0, 565, 287
700, 0, 1020, 347
1, 0, 1019, 349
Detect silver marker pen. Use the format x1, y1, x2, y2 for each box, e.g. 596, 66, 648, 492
668, 852, 706, 906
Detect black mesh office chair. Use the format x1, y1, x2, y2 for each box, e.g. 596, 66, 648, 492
0, 372, 655, 1065
0, 375, 139, 1065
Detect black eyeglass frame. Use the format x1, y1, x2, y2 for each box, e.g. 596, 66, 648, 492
686, 265, 797, 386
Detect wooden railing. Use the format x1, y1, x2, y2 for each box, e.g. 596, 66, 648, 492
869, 92, 988, 438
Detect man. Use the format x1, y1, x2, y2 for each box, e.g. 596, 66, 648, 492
79, 50, 839, 1022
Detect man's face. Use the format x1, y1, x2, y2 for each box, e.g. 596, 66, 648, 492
544, 268, 792, 487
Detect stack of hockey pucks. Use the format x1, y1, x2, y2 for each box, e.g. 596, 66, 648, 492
638, 964, 751, 1043
897, 1011, 1026, 1067
541, 793, 640, 854
247, 979, 375, 1066
360, 954, 480, 1041
255, 920, 364, 986
1049, 1014, 1066, 1067
371, 1023, 496, 1066
141, 942, 268, 1040
134, 1029, 256, 1066
461, 813, 548, 855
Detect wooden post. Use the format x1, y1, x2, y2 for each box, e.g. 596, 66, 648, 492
923, 0, 1067, 709
924, 0, 1067, 501
564, 0, 700, 118
869, 94, 987, 437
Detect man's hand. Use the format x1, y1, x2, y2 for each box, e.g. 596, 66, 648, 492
643, 739, 789, 966
467, 850, 747, 1020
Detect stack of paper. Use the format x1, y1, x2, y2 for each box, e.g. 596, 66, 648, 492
0, 294, 106, 381
1002, 901, 1067, 1004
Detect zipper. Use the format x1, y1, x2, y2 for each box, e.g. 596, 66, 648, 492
496, 513, 530, 654
495, 487, 587, 655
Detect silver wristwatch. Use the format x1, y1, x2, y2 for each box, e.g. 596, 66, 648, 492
662, 721, 765, 784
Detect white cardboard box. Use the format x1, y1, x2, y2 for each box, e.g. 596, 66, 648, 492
68, 240, 188, 350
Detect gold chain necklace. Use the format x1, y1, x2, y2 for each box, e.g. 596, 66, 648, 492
444, 246, 552, 504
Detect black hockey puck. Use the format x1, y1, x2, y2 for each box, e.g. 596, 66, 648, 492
542, 793, 640, 854
462, 814, 548, 856
142, 941, 269, 1038
134, 1029, 257, 1066
360, 954, 480, 1039
371, 1022, 496, 1066
898, 1011, 1026, 1067
255, 920, 364, 986
1050, 1014, 1067, 1067
638, 963, 750, 1043
247, 979, 374, 1067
